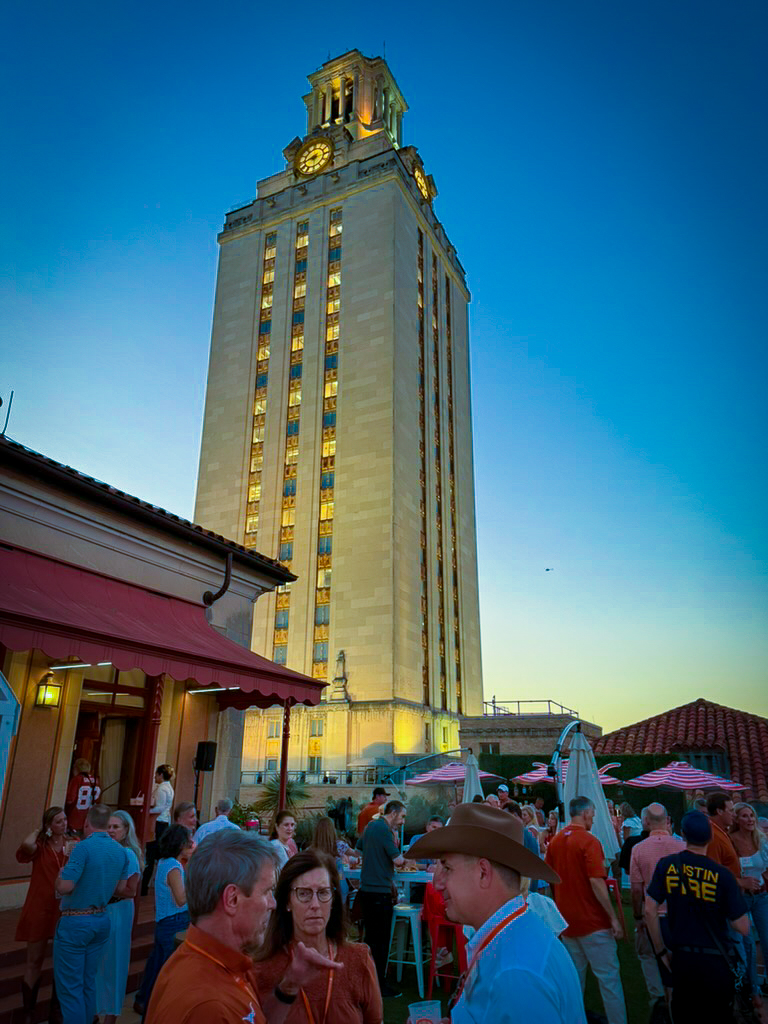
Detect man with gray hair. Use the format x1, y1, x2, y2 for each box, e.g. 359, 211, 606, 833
54, 803, 133, 1024
146, 831, 339, 1023
629, 802, 685, 1009
545, 796, 626, 1024
193, 797, 240, 844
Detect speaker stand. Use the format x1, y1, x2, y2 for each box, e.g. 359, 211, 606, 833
193, 768, 201, 811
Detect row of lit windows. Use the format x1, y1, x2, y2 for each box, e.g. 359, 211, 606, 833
272, 222, 309, 664
417, 231, 430, 707
432, 254, 448, 711
311, 208, 342, 680
244, 231, 277, 547
445, 275, 462, 714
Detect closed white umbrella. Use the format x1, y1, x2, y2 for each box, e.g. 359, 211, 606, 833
462, 752, 485, 803
563, 728, 620, 862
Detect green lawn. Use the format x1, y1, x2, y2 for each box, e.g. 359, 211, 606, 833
379, 893, 650, 1024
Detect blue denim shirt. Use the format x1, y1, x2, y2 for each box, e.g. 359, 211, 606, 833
59, 832, 130, 910
452, 895, 587, 1024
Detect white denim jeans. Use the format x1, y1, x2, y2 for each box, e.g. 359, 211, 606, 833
634, 921, 665, 1001
563, 929, 628, 1024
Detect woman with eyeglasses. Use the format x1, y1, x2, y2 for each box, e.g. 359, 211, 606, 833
254, 850, 382, 1024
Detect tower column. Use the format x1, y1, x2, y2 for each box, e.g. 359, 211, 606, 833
325, 81, 333, 125
339, 74, 346, 122
313, 87, 321, 128
396, 110, 403, 145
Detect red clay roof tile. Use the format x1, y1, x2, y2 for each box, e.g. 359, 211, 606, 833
594, 698, 768, 803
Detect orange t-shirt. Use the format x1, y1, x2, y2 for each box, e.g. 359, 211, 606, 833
146, 925, 266, 1024
545, 824, 612, 938
357, 803, 380, 836
707, 821, 741, 878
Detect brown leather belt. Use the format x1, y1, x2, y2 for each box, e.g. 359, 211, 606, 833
60, 906, 106, 916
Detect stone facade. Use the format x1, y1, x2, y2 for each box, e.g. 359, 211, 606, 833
195, 51, 483, 774
460, 714, 603, 757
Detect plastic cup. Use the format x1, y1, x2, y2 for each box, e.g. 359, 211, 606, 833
408, 1001, 442, 1024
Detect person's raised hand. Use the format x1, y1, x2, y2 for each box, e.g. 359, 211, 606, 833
280, 942, 343, 993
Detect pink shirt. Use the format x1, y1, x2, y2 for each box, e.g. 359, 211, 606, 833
630, 831, 686, 907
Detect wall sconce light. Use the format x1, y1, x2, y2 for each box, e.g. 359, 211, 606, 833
35, 673, 62, 708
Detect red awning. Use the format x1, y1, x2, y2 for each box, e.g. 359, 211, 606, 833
0, 543, 324, 708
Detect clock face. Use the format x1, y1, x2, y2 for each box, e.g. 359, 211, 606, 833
414, 166, 430, 200
296, 138, 333, 176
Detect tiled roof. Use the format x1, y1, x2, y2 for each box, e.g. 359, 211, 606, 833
594, 698, 768, 803
0, 435, 295, 584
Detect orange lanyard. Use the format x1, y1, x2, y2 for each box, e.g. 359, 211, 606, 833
452, 902, 528, 1006
185, 941, 260, 1007
298, 943, 335, 1024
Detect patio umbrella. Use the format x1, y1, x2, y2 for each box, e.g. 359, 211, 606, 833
462, 752, 485, 803
514, 760, 622, 786
624, 761, 747, 792
405, 761, 501, 786
563, 729, 620, 861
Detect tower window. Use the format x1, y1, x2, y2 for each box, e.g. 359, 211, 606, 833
273, 646, 287, 665
310, 718, 324, 737
323, 411, 336, 428
290, 363, 303, 379
313, 641, 329, 663
279, 542, 293, 562
275, 610, 289, 630
315, 605, 330, 625
317, 536, 332, 556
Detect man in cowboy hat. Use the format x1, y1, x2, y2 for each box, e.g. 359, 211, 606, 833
408, 803, 585, 1023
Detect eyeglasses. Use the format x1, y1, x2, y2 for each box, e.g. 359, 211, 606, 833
291, 887, 333, 903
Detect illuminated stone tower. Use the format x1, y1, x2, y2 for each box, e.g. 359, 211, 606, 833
195, 51, 483, 776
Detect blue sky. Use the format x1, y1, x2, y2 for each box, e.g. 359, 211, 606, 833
3, 1, 766, 731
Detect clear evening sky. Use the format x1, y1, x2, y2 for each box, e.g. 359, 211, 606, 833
3, 2, 766, 732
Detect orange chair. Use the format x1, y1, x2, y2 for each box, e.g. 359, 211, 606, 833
421, 883, 468, 999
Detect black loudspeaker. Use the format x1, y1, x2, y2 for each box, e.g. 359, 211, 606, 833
194, 741, 217, 772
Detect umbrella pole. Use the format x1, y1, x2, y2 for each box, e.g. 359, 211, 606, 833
550, 719, 581, 824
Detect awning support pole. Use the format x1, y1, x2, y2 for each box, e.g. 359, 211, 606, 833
136, 675, 164, 842
278, 702, 292, 811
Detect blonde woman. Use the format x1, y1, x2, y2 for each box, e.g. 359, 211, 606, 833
95, 811, 143, 1023
730, 802, 768, 1008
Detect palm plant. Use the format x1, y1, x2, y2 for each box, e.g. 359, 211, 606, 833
250, 774, 309, 824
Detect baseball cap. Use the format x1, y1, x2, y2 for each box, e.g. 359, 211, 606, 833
681, 810, 712, 845
497, 784, 509, 792
373, 787, 390, 798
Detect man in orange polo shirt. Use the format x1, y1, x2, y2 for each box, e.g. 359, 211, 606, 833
356, 787, 389, 836
146, 831, 340, 1024
546, 795, 627, 1024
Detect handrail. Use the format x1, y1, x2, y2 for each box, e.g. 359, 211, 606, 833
482, 698, 579, 718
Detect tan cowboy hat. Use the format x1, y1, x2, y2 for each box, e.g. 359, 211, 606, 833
408, 803, 560, 884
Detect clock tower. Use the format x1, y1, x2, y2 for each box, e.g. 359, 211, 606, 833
195, 50, 482, 781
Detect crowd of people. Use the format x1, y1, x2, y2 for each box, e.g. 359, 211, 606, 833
12, 760, 768, 1024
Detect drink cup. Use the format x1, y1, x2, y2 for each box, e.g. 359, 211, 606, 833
408, 1000, 442, 1024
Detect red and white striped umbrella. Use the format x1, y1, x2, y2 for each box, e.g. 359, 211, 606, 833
624, 761, 747, 791
513, 760, 622, 786
405, 761, 501, 785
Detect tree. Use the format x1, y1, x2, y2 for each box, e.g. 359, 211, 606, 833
250, 774, 309, 826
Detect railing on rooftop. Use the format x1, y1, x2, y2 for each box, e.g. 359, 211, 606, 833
482, 698, 579, 718
241, 766, 402, 788
227, 198, 256, 214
